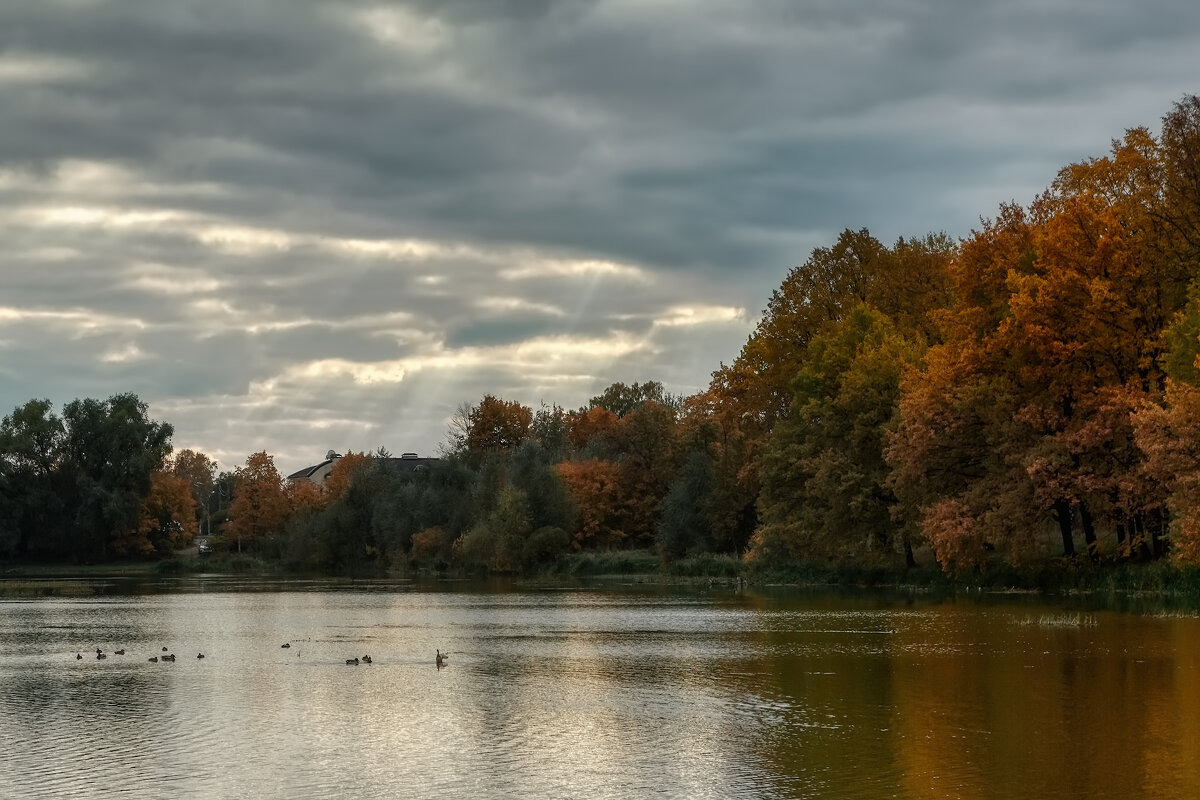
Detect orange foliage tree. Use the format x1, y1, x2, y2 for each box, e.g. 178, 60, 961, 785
452, 395, 533, 465
322, 451, 370, 504
555, 459, 625, 549
888, 118, 1197, 569
114, 471, 197, 557
288, 479, 324, 514
227, 451, 289, 553
1133, 382, 1200, 563
565, 406, 618, 452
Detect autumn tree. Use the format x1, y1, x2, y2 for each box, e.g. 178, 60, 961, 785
701, 230, 954, 562
288, 479, 325, 516
1159, 95, 1200, 264
121, 471, 196, 557
712, 229, 889, 433
566, 406, 618, 453
755, 306, 923, 566
888, 111, 1198, 571
1133, 382, 1200, 562
450, 394, 533, 464
555, 459, 625, 549
322, 451, 371, 505
227, 451, 289, 553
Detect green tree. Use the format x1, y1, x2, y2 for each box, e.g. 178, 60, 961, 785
508, 441, 575, 533
756, 306, 922, 566
589, 381, 678, 418
171, 448, 217, 536
0, 399, 66, 558
657, 449, 716, 559
702, 230, 954, 560
60, 394, 173, 562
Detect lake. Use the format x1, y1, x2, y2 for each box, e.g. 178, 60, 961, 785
1, 577, 1198, 799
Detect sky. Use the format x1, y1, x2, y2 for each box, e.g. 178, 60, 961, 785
2, 0, 1198, 475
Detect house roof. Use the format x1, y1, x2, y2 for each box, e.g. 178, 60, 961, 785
286, 453, 438, 481
286, 458, 336, 481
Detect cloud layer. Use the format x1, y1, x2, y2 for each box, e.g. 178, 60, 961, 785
2, 0, 1197, 472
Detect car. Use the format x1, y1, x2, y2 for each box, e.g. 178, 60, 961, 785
197, 539, 212, 555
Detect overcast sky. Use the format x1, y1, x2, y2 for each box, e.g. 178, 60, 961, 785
2, 0, 1197, 474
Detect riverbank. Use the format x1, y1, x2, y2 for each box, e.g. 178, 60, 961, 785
6, 549, 1200, 600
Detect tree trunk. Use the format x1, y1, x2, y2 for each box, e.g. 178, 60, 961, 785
903, 532, 916, 569
1054, 498, 1076, 557
1135, 515, 1153, 560
1150, 508, 1167, 559
1079, 504, 1098, 561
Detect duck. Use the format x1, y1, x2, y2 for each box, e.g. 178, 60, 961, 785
197, 653, 205, 659
162, 646, 168, 652
96, 647, 103, 655
114, 649, 125, 655
76, 653, 82, 660
362, 655, 372, 664
435, 649, 447, 667
96, 652, 106, 660
162, 654, 176, 662
346, 657, 359, 666
148, 656, 158, 663
281, 643, 291, 649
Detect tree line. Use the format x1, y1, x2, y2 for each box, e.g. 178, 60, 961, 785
4, 95, 1200, 575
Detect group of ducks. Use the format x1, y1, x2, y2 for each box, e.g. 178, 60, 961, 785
281, 642, 448, 666
80, 647, 202, 662
83, 643, 448, 666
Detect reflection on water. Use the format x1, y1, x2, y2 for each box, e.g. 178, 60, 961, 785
1, 583, 1199, 799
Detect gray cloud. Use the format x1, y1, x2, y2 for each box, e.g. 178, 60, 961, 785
1, 0, 1198, 472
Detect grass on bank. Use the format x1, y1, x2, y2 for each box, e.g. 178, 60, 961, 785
10, 545, 1200, 599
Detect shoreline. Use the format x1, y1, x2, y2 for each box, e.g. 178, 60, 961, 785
4, 551, 1200, 600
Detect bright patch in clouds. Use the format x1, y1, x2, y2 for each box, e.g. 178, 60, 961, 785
476, 297, 566, 317
124, 264, 222, 296
501, 258, 651, 283
350, 6, 450, 54
654, 305, 746, 328
0, 54, 87, 83
100, 343, 146, 364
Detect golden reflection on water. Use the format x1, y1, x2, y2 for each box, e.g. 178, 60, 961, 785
887, 608, 1200, 800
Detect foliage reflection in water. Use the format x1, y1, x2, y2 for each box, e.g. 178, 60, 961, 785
1, 583, 1199, 799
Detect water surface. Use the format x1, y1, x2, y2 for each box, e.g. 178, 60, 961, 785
2, 579, 1198, 798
